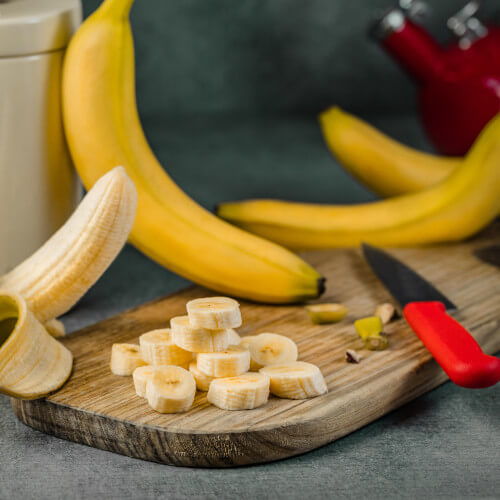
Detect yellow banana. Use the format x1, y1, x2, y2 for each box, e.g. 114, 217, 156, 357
62, 0, 324, 304
319, 107, 459, 197
217, 113, 500, 249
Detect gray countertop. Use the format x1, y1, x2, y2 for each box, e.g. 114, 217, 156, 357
1, 115, 499, 499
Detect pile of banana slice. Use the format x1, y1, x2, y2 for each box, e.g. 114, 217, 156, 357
111, 297, 328, 413
0, 167, 137, 400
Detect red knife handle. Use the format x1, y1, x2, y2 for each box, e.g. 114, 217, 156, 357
403, 302, 500, 389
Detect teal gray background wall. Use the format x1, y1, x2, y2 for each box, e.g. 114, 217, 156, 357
81, 0, 499, 118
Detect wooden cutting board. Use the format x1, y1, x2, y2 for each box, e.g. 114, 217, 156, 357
12, 224, 500, 467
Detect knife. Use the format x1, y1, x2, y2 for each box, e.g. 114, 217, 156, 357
362, 243, 500, 389
474, 244, 500, 268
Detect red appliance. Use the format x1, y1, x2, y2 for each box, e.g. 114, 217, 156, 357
372, 1, 500, 156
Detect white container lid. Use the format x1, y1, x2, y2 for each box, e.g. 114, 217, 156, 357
0, 0, 82, 57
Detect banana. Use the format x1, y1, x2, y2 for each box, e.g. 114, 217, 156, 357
186, 297, 242, 329
197, 345, 250, 377
239, 335, 261, 371
133, 365, 155, 398
61, 0, 324, 305
139, 329, 193, 367
146, 365, 196, 414
110, 343, 146, 376
227, 329, 241, 346
375, 303, 396, 325
305, 304, 348, 324
0, 291, 72, 399
319, 107, 459, 197
0, 167, 137, 323
248, 333, 298, 370
217, 112, 500, 249
260, 362, 328, 399
188, 360, 215, 391
44, 318, 66, 338
207, 372, 270, 410
171, 316, 230, 353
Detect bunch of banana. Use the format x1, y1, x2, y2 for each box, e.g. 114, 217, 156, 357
319, 107, 459, 197
217, 111, 500, 249
62, 0, 324, 304
0, 167, 137, 399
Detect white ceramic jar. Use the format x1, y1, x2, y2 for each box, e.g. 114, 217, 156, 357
0, 0, 82, 274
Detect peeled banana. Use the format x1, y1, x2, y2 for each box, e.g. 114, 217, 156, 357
207, 372, 270, 410
62, 0, 324, 304
248, 333, 298, 370
133, 365, 156, 398
319, 107, 458, 197
217, 112, 500, 249
0, 167, 137, 323
171, 316, 230, 353
0, 291, 73, 399
110, 343, 146, 376
197, 345, 250, 377
146, 366, 196, 414
189, 361, 215, 391
186, 297, 242, 330
260, 362, 328, 399
139, 329, 193, 367
44, 318, 66, 338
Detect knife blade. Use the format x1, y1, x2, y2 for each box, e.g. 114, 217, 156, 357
362, 243, 500, 389
474, 244, 500, 268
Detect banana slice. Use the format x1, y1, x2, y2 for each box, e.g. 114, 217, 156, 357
197, 345, 250, 377
260, 362, 328, 399
186, 297, 242, 329
305, 303, 348, 324
44, 318, 66, 338
139, 329, 193, 367
239, 335, 261, 371
0, 291, 73, 400
207, 372, 270, 410
133, 365, 156, 398
110, 343, 146, 376
227, 328, 241, 346
170, 316, 229, 353
248, 333, 298, 370
146, 365, 196, 413
188, 360, 215, 391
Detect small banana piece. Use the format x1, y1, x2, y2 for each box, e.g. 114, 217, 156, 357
133, 365, 155, 398
248, 333, 298, 370
188, 360, 215, 391
0, 167, 137, 323
186, 297, 242, 329
239, 335, 261, 371
227, 329, 241, 346
217, 110, 500, 249
319, 106, 458, 197
207, 372, 270, 410
305, 304, 348, 324
170, 316, 230, 353
110, 343, 146, 376
44, 318, 66, 338
0, 291, 73, 399
260, 362, 328, 399
197, 345, 250, 377
139, 329, 193, 367
146, 365, 196, 413
375, 303, 396, 325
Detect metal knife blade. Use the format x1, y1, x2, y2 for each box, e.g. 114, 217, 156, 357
474, 245, 500, 268
361, 243, 456, 311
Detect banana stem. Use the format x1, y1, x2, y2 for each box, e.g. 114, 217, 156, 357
97, 0, 135, 19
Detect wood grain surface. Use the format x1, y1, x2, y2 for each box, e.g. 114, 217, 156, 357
12, 224, 500, 467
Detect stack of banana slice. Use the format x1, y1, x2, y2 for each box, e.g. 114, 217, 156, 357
111, 296, 328, 413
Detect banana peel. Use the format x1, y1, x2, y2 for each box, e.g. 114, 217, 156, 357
217, 112, 500, 249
